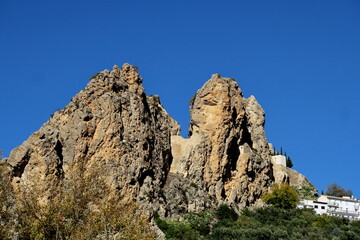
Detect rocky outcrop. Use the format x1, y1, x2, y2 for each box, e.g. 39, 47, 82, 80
169, 74, 273, 207
6, 64, 315, 219
272, 164, 316, 195
7, 64, 179, 207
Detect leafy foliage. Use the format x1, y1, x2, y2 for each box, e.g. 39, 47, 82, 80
294, 185, 317, 200
155, 210, 214, 239
215, 204, 238, 221
156, 205, 360, 240
326, 183, 353, 197
0, 159, 155, 239
286, 156, 293, 168
262, 183, 300, 209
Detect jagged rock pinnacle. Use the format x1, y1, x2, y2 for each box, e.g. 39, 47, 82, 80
7, 63, 179, 208
170, 74, 272, 206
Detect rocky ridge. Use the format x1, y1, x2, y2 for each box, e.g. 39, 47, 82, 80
5, 63, 315, 218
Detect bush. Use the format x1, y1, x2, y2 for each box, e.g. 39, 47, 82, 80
215, 204, 238, 221
155, 203, 360, 240
262, 183, 300, 209
184, 211, 213, 235
155, 218, 199, 240
0, 160, 155, 239
295, 185, 317, 200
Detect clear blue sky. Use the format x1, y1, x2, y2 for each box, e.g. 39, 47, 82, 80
1, 1, 359, 197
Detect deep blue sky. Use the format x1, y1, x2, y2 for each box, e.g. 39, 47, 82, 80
1, 1, 359, 197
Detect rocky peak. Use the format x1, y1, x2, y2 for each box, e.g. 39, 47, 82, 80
6, 64, 315, 219
7, 63, 179, 206
170, 74, 273, 207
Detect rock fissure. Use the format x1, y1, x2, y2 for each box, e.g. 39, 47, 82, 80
12, 149, 32, 178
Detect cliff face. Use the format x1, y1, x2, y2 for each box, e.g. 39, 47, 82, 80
169, 74, 273, 207
6, 64, 315, 217
7, 64, 179, 206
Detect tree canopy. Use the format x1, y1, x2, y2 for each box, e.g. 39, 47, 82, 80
326, 183, 353, 197
156, 204, 360, 240
262, 183, 300, 209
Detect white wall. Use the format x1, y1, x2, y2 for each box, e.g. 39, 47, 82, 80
271, 155, 286, 167
299, 195, 360, 220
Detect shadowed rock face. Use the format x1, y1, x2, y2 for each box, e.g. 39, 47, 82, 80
170, 74, 273, 207
6, 64, 315, 217
7, 63, 180, 206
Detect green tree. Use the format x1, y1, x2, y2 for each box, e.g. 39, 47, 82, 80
216, 204, 238, 221
272, 146, 277, 155
326, 183, 353, 197
286, 156, 293, 168
262, 183, 300, 209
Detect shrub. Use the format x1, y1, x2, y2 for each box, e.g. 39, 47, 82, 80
156, 218, 199, 240
295, 185, 317, 200
262, 183, 300, 209
5, 160, 155, 239
215, 204, 238, 221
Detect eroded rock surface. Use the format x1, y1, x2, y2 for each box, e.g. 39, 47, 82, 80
169, 74, 273, 207
7, 64, 179, 208
272, 164, 316, 195
6, 64, 315, 219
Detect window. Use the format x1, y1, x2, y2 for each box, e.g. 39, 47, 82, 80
321, 206, 325, 210
314, 205, 318, 208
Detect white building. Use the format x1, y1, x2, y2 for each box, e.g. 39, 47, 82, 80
298, 195, 360, 220
271, 155, 286, 167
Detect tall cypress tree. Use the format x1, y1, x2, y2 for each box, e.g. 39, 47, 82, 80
286, 156, 293, 168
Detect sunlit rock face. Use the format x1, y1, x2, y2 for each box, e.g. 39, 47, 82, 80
169, 74, 273, 208
6, 64, 315, 218
7, 63, 180, 208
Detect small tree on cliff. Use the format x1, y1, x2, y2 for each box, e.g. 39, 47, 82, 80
262, 183, 300, 209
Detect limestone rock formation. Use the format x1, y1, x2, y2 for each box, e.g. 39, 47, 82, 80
169, 74, 273, 208
7, 64, 179, 207
272, 164, 317, 196
5, 63, 316, 219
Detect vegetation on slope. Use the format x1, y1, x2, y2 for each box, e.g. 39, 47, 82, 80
156, 204, 360, 240
0, 154, 156, 240
261, 183, 300, 209
156, 184, 360, 240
